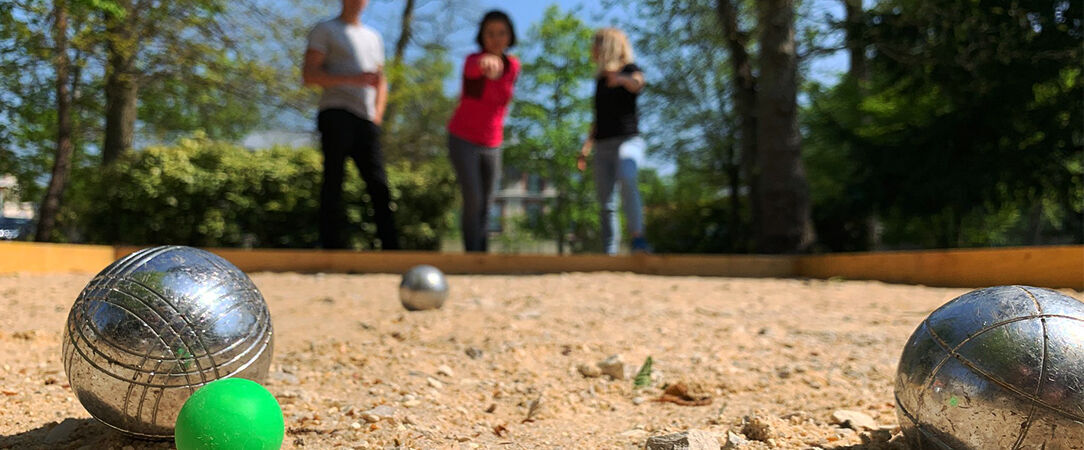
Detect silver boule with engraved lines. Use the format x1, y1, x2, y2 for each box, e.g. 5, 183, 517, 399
63, 246, 274, 438
895, 285, 1084, 449
399, 264, 449, 311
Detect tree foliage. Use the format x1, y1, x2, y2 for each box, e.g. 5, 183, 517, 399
383, 45, 456, 164
625, 0, 748, 253
805, 0, 1082, 248
505, 5, 599, 253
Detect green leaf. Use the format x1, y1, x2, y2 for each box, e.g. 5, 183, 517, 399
633, 356, 653, 388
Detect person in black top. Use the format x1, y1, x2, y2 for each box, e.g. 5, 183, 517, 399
578, 27, 650, 255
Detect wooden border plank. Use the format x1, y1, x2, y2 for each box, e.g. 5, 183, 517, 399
116, 246, 796, 278
796, 246, 1084, 289
13, 243, 1079, 290
0, 241, 115, 274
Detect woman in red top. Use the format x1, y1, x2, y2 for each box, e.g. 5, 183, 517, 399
447, 10, 520, 252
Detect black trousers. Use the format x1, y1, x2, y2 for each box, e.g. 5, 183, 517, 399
317, 109, 400, 250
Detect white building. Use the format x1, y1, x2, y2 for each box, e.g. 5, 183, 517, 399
490, 167, 556, 232
0, 175, 34, 239
0, 175, 34, 220
478, 167, 559, 253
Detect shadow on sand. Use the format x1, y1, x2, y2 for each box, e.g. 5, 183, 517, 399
0, 418, 174, 449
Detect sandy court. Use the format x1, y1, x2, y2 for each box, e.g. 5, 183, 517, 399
0, 272, 1080, 449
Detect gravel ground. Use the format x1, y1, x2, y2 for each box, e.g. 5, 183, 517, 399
1, 272, 1079, 449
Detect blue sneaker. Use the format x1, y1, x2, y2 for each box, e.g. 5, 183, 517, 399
631, 236, 651, 253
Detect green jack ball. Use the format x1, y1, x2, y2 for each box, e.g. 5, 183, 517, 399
174, 378, 284, 450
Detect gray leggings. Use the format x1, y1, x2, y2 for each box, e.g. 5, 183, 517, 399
448, 134, 501, 252
594, 135, 646, 255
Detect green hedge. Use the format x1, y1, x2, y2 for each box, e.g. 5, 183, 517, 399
75, 136, 456, 249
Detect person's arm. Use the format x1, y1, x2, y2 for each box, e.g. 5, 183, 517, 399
463, 53, 484, 79
372, 32, 387, 125
619, 71, 646, 94
302, 49, 379, 88
605, 70, 646, 94
374, 68, 387, 125
460, 54, 486, 99
577, 122, 596, 172
479, 54, 504, 80
483, 56, 517, 106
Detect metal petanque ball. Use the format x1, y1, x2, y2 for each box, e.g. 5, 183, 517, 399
399, 265, 449, 311
62, 246, 274, 439
895, 285, 1084, 449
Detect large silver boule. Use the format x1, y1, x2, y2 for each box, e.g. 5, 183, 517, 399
399, 265, 448, 311
895, 285, 1084, 449
62, 246, 274, 438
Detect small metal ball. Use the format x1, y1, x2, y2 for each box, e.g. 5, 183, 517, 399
62, 246, 274, 438
895, 285, 1084, 448
399, 265, 449, 311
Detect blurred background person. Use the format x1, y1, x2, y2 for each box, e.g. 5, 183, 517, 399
446, 10, 520, 253
303, 0, 400, 250
579, 27, 650, 255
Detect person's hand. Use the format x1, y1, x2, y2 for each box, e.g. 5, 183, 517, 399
480, 54, 504, 80
355, 70, 382, 87
604, 71, 623, 88
577, 138, 593, 172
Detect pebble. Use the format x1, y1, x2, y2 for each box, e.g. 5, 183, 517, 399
620, 429, 651, 441
831, 410, 877, 430
742, 415, 773, 442
722, 431, 749, 449
437, 365, 455, 377
577, 364, 602, 378
270, 371, 299, 385
645, 430, 717, 450
427, 377, 444, 389
597, 355, 625, 380
360, 405, 396, 423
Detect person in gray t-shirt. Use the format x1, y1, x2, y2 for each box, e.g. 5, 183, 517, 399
303, 0, 399, 250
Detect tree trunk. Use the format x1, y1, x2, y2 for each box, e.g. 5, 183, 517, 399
712, 73, 743, 251
555, 194, 565, 255
382, 0, 415, 128
716, 0, 760, 251
755, 0, 815, 253
844, 0, 866, 82
726, 141, 742, 251
35, 0, 75, 242
393, 0, 415, 63
1026, 201, 1044, 245
102, 2, 139, 165
843, 0, 881, 250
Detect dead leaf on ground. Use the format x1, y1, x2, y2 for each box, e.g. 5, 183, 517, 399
522, 394, 543, 423
656, 382, 713, 406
